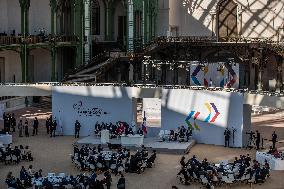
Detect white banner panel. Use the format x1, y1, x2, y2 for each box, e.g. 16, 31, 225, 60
161, 89, 244, 147
52, 86, 133, 136
52, 86, 245, 147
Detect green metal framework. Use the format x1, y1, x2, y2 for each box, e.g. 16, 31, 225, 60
1, 0, 159, 82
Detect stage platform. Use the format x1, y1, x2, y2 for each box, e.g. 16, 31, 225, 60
76, 136, 196, 154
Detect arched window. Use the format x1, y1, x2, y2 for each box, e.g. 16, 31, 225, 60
218, 0, 238, 40
91, 0, 100, 35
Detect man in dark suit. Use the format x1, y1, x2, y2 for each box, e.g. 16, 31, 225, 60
45, 117, 50, 134
32, 117, 39, 136
10, 114, 16, 132
50, 120, 57, 137
272, 131, 277, 149
224, 128, 231, 147
75, 120, 81, 138
255, 130, 261, 150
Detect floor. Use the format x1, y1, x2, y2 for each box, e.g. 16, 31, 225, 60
0, 107, 284, 189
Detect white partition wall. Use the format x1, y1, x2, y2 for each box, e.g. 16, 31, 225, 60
52, 86, 246, 147
161, 89, 244, 147
52, 86, 134, 137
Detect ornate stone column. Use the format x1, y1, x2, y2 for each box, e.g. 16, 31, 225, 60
19, 0, 30, 82
50, 0, 57, 81
276, 55, 283, 92
74, 0, 84, 67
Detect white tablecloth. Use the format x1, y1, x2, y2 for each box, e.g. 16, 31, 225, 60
256, 151, 284, 170
121, 134, 144, 146
100, 130, 110, 144
0, 134, 12, 144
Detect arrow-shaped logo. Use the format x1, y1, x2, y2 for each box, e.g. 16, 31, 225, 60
191, 65, 202, 86
185, 111, 200, 130
224, 64, 238, 88
210, 103, 220, 123
185, 102, 220, 130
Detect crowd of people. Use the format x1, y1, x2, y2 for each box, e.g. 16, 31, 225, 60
94, 121, 145, 139
45, 116, 59, 137
72, 145, 157, 175
3, 113, 16, 133
0, 144, 33, 165
2, 112, 42, 137
177, 154, 270, 188
6, 166, 126, 189
2, 112, 63, 138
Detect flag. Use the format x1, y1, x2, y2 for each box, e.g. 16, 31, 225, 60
142, 120, 147, 134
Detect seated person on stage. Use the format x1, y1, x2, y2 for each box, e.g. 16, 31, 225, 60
137, 128, 144, 135
125, 127, 134, 135
117, 122, 125, 135
186, 128, 192, 142
169, 130, 175, 141
178, 126, 186, 142
174, 127, 180, 141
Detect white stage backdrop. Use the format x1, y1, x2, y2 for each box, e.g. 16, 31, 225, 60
52, 86, 245, 147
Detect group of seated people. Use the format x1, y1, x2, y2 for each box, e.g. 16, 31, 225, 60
6, 165, 40, 188
71, 144, 156, 175
0, 144, 33, 165
6, 165, 125, 189
160, 126, 192, 142
177, 154, 270, 188
94, 121, 144, 138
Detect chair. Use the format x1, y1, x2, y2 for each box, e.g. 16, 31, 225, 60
89, 164, 96, 170
48, 173, 55, 177
200, 175, 209, 185
58, 173, 65, 177
192, 172, 198, 180
247, 174, 256, 187
222, 174, 234, 186
220, 160, 229, 165
5, 155, 11, 164
94, 131, 101, 138
11, 154, 17, 163
110, 164, 117, 170
74, 160, 81, 168
96, 162, 103, 169
118, 166, 125, 172
158, 130, 165, 138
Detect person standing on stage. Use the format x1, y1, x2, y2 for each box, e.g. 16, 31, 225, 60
255, 130, 260, 150
32, 117, 39, 136
272, 131, 277, 149
224, 128, 231, 147
75, 120, 81, 138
